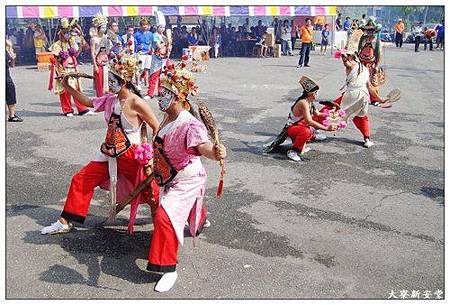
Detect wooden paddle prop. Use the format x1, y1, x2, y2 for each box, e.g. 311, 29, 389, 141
196, 101, 226, 198
55, 72, 94, 79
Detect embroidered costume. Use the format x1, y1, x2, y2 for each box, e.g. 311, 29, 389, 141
147, 62, 210, 274
58, 54, 159, 234
48, 18, 89, 116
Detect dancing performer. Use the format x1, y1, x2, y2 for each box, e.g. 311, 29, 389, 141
284, 76, 337, 162
41, 54, 160, 235
48, 17, 92, 117
146, 62, 226, 292
321, 50, 374, 148
134, 18, 154, 90
90, 13, 110, 97
147, 23, 170, 98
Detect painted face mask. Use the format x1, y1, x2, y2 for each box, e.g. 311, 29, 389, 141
108, 73, 122, 94
158, 88, 175, 112
99, 25, 107, 34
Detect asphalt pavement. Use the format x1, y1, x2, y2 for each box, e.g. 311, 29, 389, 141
5, 43, 444, 299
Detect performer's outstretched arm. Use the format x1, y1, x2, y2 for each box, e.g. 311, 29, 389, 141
197, 143, 227, 161
61, 75, 93, 107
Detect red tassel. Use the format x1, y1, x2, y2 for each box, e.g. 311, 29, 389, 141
48, 62, 55, 91
216, 178, 224, 198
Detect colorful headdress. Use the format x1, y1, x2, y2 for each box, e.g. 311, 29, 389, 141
109, 53, 140, 82
299, 76, 319, 93
160, 57, 199, 103
92, 13, 108, 28
60, 17, 70, 31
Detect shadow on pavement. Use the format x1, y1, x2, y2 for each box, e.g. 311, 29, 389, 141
8, 204, 158, 288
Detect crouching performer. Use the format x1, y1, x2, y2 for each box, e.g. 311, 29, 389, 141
147, 62, 227, 292
41, 54, 160, 235
264, 76, 336, 162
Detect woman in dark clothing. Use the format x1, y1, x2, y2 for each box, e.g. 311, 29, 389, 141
6, 39, 23, 122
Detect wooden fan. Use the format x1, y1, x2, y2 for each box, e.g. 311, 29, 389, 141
195, 101, 226, 198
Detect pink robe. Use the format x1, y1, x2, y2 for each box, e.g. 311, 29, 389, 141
158, 110, 210, 245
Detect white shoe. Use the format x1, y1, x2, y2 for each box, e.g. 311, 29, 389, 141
41, 220, 73, 235
65, 113, 74, 117
84, 110, 97, 116
302, 147, 311, 154
203, 219, 211, 228
314, 133, 327, 141
363, 139, 375, 148
143, 95, 151, 101
287, 149, 304, 162
155, 271, 178, 292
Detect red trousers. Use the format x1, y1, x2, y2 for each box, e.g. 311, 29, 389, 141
147, 70, 161, 97
94, 65, 105, 97
59, 90, 88, 115
287, 121, 313, 152
147, 204, 207, 273
61, 146, 159, 224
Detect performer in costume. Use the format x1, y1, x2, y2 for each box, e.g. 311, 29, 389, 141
147, 23, 170, 98
90, 13, 110, 97
48, 17, 93, 117
107, 20, 123, 57
147, 61, 226, 292
41, 53, 160, 235
318, 49, 375, 148
284, 76, 337, 162
355, 17, 386, 105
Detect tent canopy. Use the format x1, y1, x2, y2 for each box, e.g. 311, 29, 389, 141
6, 5, 337, 19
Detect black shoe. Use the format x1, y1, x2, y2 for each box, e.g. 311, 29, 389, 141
304, 64, 310, 67
7, 115, 23, 122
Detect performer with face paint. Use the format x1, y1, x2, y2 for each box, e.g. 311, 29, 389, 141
41, 53, 160, 236
90, 13, 110, 97
146, 61, 226, 292
48, 17, 94, 117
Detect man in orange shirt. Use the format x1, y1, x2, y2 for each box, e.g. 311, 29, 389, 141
394, 18, 405, 48
297, 18, 314, 68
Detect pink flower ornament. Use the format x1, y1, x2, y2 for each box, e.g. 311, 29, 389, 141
337, 109, 347, 117
134, 143, 153, 165
322, 119, 331, 128
338, 121, 348, 129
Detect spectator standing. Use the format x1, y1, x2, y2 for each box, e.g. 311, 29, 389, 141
298, 18, 314, 67
394, 18, 405, 48
6, 39, 23, 122
412, 22, 424, 52
24, 23, 36, 64
209, 27, 221, 58
320, 24, 330, 55
435, 20, 444, 50
281, 20, 293, 56
335, 13, 343, 31
134, 18, 154, 87
290, 20, 299, 52
343, 17, 351, 32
